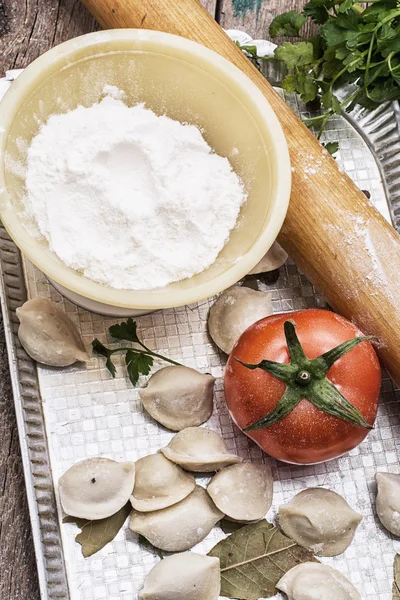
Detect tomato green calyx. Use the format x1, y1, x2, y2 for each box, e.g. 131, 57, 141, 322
235, 320, 375, 431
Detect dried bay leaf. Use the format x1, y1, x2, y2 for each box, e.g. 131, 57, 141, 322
138, 533, 154, 549
208, 520, 317, 599
63, 502, 131, 557
219, 519, 246, 535
393, 554, 400, 599
138, 534, 164, 558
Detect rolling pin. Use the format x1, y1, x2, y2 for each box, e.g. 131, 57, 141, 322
82, 0, 400, 385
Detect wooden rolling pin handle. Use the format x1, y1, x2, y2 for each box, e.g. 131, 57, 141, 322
82, 0, 400, 385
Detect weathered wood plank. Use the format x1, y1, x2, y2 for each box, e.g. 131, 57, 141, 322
219, 0, 315, 39
203, 0, 218, 16
0, 0, 99, 71
0, 0, 217, 72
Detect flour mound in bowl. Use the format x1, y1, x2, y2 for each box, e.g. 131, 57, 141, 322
23, 89, 247, 291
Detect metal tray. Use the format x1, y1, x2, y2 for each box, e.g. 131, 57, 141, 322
1, 51, 400, 600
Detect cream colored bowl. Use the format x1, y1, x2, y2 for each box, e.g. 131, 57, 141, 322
0, 30, 291, 311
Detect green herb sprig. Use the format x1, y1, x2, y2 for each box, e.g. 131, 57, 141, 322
92, 318, 182, 386
268, 0, 400, 139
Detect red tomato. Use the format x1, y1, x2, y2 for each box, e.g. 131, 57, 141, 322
224, 309, 381, 464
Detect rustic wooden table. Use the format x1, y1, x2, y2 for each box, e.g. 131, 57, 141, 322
0, 0, 303, 597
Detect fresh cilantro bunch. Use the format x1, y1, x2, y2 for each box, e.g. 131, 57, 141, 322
269, 0, 400, 138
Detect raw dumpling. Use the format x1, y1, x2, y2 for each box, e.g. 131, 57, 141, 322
376, 472, 400, 536
279, 488, 362, 556
130, 453, 195, 511
130, 485, 224, 551
207, 462, 273, 522
139, 552, 220, 600
276, 562, 361, 600
59, 457, 135, 520
17, 297, 89, 366
208, 286, 272, 354
159, 427, 241, 472
139, 366, 215, 431
248, 241, 288, 275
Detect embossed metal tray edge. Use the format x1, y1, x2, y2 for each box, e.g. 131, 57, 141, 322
1, 55, 400, 600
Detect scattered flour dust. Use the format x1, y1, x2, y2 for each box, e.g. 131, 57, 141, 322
23, 87, 247, 290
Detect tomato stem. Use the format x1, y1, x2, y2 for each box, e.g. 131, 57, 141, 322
296, 370, 312, 386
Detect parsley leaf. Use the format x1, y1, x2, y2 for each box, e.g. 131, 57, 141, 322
303, 0, 334, 24
235, 41, 260, 58
92, 339, 117, 378
125, 351, 153, 386
338, 0, 356, 13
274, 42, 315, 69
321, 21, 359, 47
366, 78, 400, 104
109, 318, 140, 344
269, 11, 307, 38
321, 87, 342, 113
363, 1, 398, 22
92, 320, 182, 386
322, 141, 340, 155
282, 72, 318, 102
241, 44, 259, 58
390, 61, 400, 85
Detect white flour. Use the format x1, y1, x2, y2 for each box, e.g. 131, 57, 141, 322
24, 90, 246, 290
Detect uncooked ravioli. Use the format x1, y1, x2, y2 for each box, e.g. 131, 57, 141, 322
276, 562, 361, 600
248, 241, 288, 274
130, 453, 195, 511
139, 552, 220, 600
375, 471, 400, 536
208, 286, 272, 354
58, 457, 135, 520
279, 488, 362, 556
207, 462, 273, 522
130, 485, 224, 551
139, 366, 215, 431
159, 427, 240, 472
17, 297, 88, 367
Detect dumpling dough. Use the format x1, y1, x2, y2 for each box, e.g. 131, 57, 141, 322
279, 488, 362, 556
208, 286, 272, 354
139, 366, 215, 431
248, 241, 288, 275
130, 485, 224, 551
17, 297, 89, 366
130, 453, 195, 512
276, 562, 361, 600
376, 472, 400, 536
59, 457, 135, 520
139, 552, 220, 600
207, 463, 273, 522
159, 427, 241, 472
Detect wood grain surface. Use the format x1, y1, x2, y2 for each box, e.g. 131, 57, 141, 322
0, 1, 298, 598
218, 0, 317, 39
